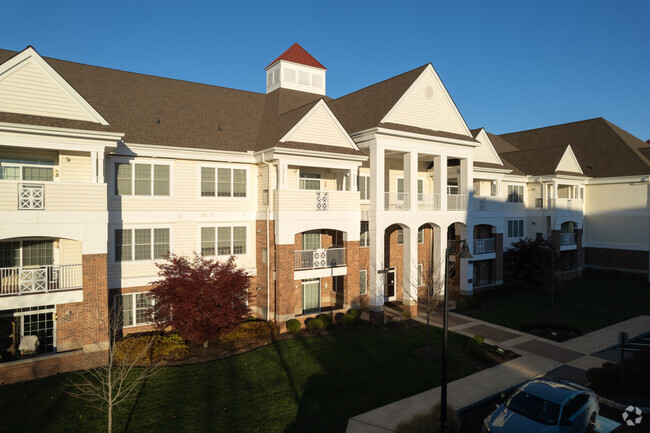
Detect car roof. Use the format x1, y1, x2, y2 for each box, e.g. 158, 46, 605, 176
519, 379, 583, 405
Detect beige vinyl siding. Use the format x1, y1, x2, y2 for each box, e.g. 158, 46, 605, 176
585, 215, 649, 248
0, 182, 16, 210
59, 239, 82, 265
585, 183, 648, 213
473, 137, 501, 165
526, 184, 542, 208
257, 163, 275, 209
0, 59, 96, 122
383, 69, 468, 136
556, 147, 582, 173
59, 151, 91, 183
283, 105, 350, 148
286, 166, 340, 191
0, 182, 105, 211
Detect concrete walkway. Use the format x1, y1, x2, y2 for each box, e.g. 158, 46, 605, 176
346, 311, 650, 433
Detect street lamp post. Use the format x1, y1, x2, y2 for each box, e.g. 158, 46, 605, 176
441, 239, 472, 431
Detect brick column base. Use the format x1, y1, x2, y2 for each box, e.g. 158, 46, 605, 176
369, 310, 384, 324
403, 303, 418, 318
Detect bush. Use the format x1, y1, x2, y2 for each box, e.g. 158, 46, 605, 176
286, 319, 301, 333
307, 318, 324, 332
395, 403, 460, 433
218, 321, 280, 348
115, 332, 188, 364
334, 312, 346, 324
347, 308, 361, 319
341, 314, 356, 329
473, 334, 485, 345
464, 339, 492, 364
316, 313, 333, 328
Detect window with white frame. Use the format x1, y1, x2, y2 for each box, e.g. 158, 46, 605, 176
299, 172, 321, 190
417, 263, 423, 286
116, 292, 154, 327
358, 174, 370, 200
201, 226, 247, 257
507, 185, 524, 203
0, 240, 54, 267
114, 162, 170, 196
301, 230, 321, 250
397, 227, 404, 245
360, 222, 370, 247
200, 167, 246, 197
359, 270, 367, 295
418, 227, 424, 244
507, 220, 524, 238
417, 179, 424, 201
0, 158, 55, 182
115, 228, 170, 262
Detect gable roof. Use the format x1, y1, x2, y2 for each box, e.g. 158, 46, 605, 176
328, 64, 428, 134
266, 43, 326, 70
499, 118, 650, 178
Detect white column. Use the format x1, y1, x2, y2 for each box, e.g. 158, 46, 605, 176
404, 152, 418, 211
460, 157, 473, 200
350, 167, 358, 192
434, 226, 446, 296
434, 155, 447, 211
370, 144, 385, 211
459, 225, 474, 296
97, 152, 105, 184
369, 219, 385, 313
277, 163, 288, 190
91, 152, 98, 183
402, 225, 418, 306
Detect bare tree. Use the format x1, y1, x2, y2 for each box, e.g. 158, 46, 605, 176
66, 304, 158, 433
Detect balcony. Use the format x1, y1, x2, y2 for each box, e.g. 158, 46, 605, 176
0, 264, 83, 296
560, 233, 576, 246
385, 192, 410, 211
0, 181, 107, 212
549, 198, 583, 211
418, 193, 441, 211
473, 238, 496, 254
472, 196, 504, 212
447, 194, 467, 211
294, 248, 345, 270
275, 190, 359, 212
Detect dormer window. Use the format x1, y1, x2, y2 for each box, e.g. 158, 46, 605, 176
265, 43, 327, 95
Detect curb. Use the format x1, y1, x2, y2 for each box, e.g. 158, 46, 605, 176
599, 397, 650, 414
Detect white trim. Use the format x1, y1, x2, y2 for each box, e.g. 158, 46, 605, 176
295, 266, 348, 280
0, 291, 81, 310
255, 147, 367, 163
586, 175, 650, 185
0, 122, 123, 143
474, 128, 505, 166
109, 157, 174, 200
555, 144, 584, 174
353, 127, 479, 148
197, 223, 250, 259
115, 291, 155, 328
109, 225, 173, 266
0, 47, 110, 125
197, 164, 249, 200
116, 142, 256, 163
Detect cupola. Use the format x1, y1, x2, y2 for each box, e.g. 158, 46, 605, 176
265, 43, 327, 95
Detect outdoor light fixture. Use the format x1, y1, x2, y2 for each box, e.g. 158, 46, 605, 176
441, 239, 472, 431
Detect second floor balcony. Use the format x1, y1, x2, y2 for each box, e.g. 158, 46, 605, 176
275, 189, 359, 212
473, 238, 496, 254
0, 181, 107, 212
560, 233, 577, 246
0, 264, 83, 296
294, 248, 345, 270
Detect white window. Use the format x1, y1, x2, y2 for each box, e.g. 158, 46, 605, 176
299, 172, 321, 190
358, 175, 370, 200
360, 270, 367, 295
0, 158, 55, 182
418, 227, 424, 244
115, 228, 170, 262
417, 264, 423, 286
507, 185, 524, 203
301, 230, 321, 250
507, 220, 525, 238
114, 162, 170, 196
397, 227, 404, 245
397, 178, 404, 194
201, 226, 247, 257
201, 167, 246, 197
360, 222, 370, 247
117, 292, 154, 327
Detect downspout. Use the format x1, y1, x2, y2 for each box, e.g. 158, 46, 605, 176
262, 153, 273, 322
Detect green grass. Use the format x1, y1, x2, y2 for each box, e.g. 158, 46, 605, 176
0, 324, 484, 433
465, 276, 650, 334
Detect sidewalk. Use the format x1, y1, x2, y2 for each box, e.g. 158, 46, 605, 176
346, 311, 650, 433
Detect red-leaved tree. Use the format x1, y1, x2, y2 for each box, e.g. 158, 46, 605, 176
149, 254, 251, 347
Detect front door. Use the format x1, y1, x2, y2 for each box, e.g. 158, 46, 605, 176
385, 268, 396, 299
302, 279, 320, 313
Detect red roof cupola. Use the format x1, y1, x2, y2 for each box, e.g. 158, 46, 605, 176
266, 43, 326, 70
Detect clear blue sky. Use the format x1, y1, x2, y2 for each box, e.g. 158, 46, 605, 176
3, 0, 649, 140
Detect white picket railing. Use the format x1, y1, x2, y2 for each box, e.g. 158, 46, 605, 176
560, 233, 577, 245
418, 193, 441, 211
447, 194, 467, 210
294, 248, 345, 270
473, 238, 496, 254
19, 183, 44, 209
0, 264, 82, 296
385, 192, 410, 211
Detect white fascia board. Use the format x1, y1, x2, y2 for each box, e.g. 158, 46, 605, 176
265, 60, 326, 72
475, 128, 505, 165
0, 47, 110, 125
116, 142, 256, 163
380, 64, 472, 137
279, 100, 359, 150
0, 290, 83, 310
256, 147, 367, 163
587, 175, 650, 185
374, 127, 480, 148
0, 121, 124, 142
473, 167, 512, 175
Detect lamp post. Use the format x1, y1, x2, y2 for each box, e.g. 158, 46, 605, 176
441, 239, 472, 431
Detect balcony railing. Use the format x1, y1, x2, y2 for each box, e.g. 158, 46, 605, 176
417, 193, 441, 211
0, 264, 83, 296
19, 183, 44, 209
473, 238, 496, 254
447, 194, 467, 210
274, 190, 359, 212
549, 198, 583, 211
294, 248, 345, 270
560, 233, 577, 246
385, 192, 410, 211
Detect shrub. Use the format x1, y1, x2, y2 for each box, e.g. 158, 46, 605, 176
316, 313, 333, 328
218, 321, 280, 348
341, 314, 356, 329
115, 332, 188, 364
473, 334, 485, 345
347, 308, 361, 319
464, 339, 492, 365
334, 312, 346, 324
307, 318, 324, 332
286, 319, 301, 333
395, 403, 459, 433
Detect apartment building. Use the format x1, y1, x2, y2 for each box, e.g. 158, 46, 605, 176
0, 44, 648, 383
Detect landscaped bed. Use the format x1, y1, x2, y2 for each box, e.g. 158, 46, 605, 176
0, 320, 493, 433
458, 275, 650, 341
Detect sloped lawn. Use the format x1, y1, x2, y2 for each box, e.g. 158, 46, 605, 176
462, 276, 650, 337
0, 323, 486, 433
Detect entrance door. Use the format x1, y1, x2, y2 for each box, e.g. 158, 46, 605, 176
302, 279, 321, 313
385, 268, 396, 299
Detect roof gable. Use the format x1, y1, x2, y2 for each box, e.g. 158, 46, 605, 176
381, 65, 471, 137
473, 128, 504, 165
280, 100, 357, 149
266, 43, 326, 70
0, 47, 108, 125
555, 144, 583, 174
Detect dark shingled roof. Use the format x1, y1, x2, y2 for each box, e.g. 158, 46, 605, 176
378, 122, 477, 143
328, 65, 429, 134
499, 118, 650, 178
0, 111, 121, 133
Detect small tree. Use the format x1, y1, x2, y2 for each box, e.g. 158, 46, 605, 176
510, 237, 560, 304
67, 305, 158, 433
150, 253, 251, 347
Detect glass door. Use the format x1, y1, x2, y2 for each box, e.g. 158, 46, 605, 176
302, 279, 321, 313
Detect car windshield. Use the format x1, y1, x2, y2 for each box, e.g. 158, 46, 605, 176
505, 390, 560, 425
